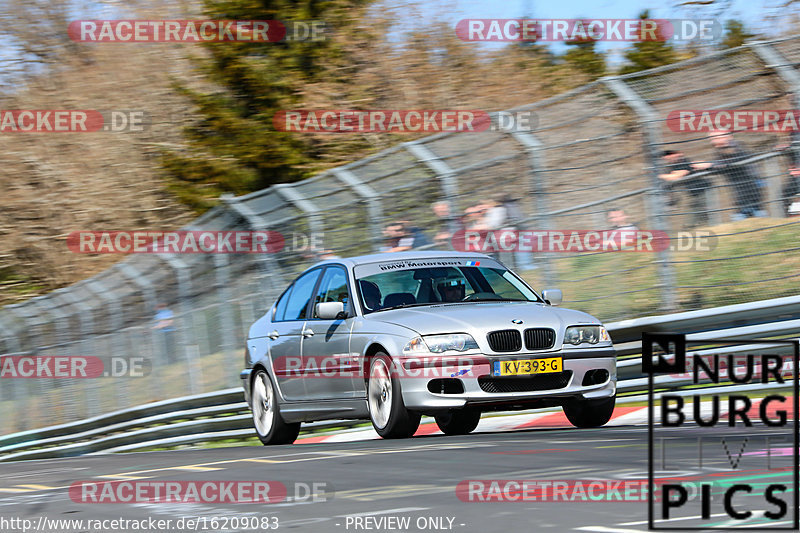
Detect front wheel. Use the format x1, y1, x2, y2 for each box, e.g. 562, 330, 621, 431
562, 395, 616, 428
435, 408, 481, 435
251, 369, 300, 445
367, 354, 421, 438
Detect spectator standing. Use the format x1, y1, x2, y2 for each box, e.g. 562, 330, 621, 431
658, 149, 711, 226
499, 195, 536, 270
693, 130, 765, 220
432, 201, 465, 249
606, 208, 638, 231
152, 302, 176, 363
777, 130, 800, 216
606, 208, 640, 251
380, 221, 429, 252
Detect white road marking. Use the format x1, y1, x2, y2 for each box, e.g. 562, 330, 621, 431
0, 467, 88, 479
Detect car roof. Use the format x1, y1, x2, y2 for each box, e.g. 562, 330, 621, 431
309, 250, 493, 270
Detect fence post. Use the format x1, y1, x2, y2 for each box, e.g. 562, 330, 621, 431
55, 289, 99, 418
40, 291, 77, 422
603, 76, 678, 312
85, 277, 127, 411
751, 41, 800, 216
213, 253, 237, 388
273, 184, 325, 260
221, 194, 286, 303
404, 140, 461, 240
157, 255, 202, 395
331, 168, 385, 252
0, 310, 28, 432
510, 130, 556, 287
117, 262, 165, 399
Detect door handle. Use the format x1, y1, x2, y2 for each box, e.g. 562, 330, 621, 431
302, 328, 314, 338
268, 330, 280, 340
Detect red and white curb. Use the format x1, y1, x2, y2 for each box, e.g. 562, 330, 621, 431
296, 397, 792, 444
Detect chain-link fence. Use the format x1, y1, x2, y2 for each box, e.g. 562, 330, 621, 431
3, 37, 800, 435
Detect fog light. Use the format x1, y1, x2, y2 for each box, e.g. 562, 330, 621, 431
582, 369, 610, 386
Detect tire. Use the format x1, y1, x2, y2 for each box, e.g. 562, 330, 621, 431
562, 395, 616, 428
435, 408, 481, 435
367, 353, 421, 438
251, 369, 300, 445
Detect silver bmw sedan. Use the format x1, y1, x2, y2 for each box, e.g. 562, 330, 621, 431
241, 251, 616, 445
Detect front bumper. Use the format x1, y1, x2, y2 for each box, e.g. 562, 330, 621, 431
400, 348, 616, 410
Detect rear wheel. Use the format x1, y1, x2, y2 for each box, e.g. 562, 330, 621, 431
251, 369, 300, 445
435, 408, 481, 435
367, 354, 421, 438
563, 395, 616, 428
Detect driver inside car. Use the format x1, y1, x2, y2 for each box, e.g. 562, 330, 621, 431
360, 279, 383, 312
436, 275, 466, 302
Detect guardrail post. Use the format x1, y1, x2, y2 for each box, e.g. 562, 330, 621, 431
404, 141, 461, 241
331, 168, 385, 252
603, 76, 678, 312
510, 130, 556, 287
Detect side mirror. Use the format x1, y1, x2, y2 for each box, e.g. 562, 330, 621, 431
316, 301, 346, 320
541, 289, 562, 306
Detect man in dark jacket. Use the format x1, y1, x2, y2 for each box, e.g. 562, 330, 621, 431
693, 130, 765, 220
659, 149, 712, 226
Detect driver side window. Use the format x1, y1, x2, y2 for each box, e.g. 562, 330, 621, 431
312, 266, 350, 318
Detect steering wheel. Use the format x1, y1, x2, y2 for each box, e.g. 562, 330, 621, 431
462, 292, 499, 301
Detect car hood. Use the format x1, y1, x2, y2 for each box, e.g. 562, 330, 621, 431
366, 301, 599, 336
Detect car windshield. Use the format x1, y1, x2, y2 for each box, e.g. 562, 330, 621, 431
356, 265, 540, 314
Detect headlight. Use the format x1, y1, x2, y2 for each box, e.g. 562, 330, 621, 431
563, 326, 610, 346
403, 334, 479, 354
424, 334, 479, 353
403, 336, 429, 354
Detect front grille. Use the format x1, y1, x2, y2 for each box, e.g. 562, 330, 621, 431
487, 329, 522, 352
524, 328, 556, 350
478, 371, 573, 393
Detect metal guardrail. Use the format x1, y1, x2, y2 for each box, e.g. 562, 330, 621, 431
0, 296, 796, 462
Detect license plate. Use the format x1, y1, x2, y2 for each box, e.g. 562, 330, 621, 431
493, 357, 563, 376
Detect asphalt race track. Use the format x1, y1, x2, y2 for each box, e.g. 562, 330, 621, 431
0, 421, 795, 533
